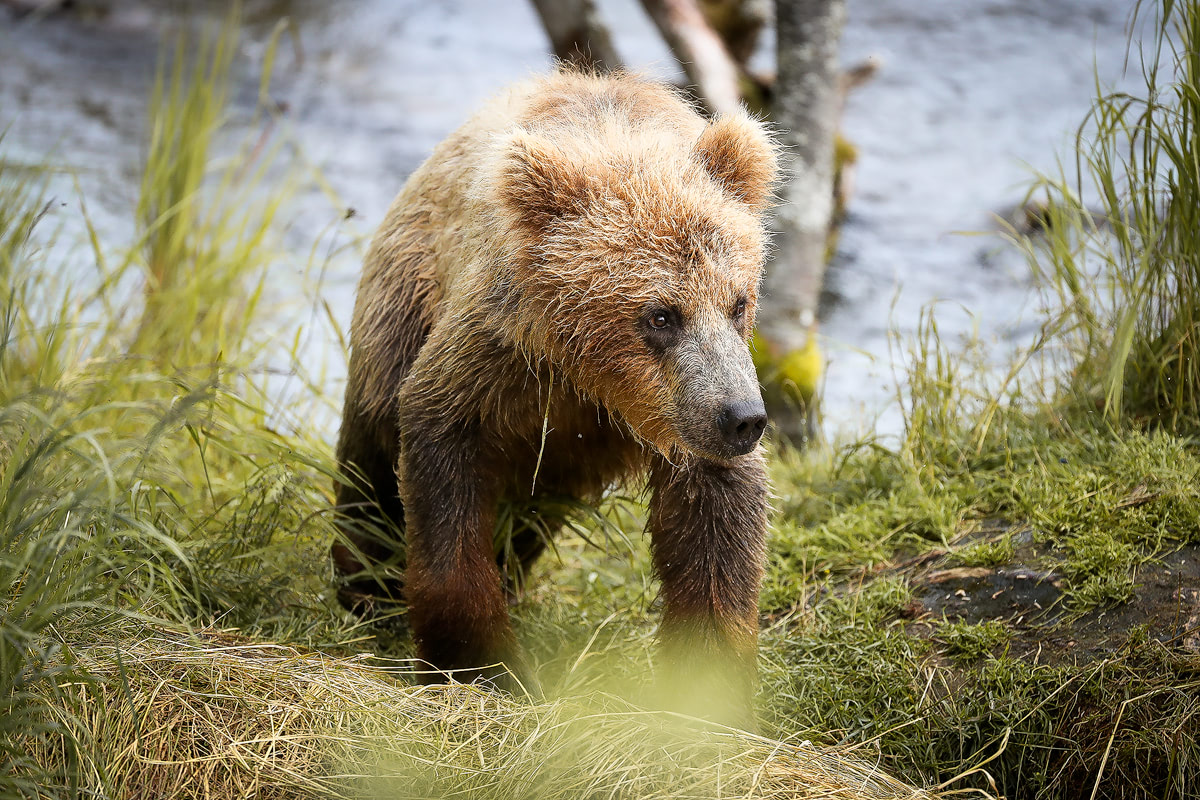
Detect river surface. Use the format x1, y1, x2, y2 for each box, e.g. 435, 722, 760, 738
0, 0, 1144, 440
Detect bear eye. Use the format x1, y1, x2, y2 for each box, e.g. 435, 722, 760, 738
641, 307, 681, 352
732, 297, 747, 320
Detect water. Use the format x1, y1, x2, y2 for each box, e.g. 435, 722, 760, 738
0, 0, 1143, 440
826, 0, 1141, 438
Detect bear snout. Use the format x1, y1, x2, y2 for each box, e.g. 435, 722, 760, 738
716, 398, 768, 455
667, 322, 767, 460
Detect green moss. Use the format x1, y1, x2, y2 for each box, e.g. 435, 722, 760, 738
953, 535, 1015, 568
935, 619, 1012, 662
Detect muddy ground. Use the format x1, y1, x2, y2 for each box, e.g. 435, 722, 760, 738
901, 532, 1200, 662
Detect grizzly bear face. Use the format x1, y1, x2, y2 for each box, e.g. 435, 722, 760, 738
484, 111, 778, 462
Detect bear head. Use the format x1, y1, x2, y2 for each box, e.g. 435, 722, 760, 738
483, 104, 779, 462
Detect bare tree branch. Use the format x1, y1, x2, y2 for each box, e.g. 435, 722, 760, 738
697, 0, 769, 67
639, 0, 743, 116
530, 0, 623, 72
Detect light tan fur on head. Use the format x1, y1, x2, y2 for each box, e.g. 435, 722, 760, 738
474, 75, 778, 457
496, 129, 590, 235
694, 111, 779, 211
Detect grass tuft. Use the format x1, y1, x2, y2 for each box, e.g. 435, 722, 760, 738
22, 628, 935, 800
129, 15, 285, 370
1021, 0, 1200, 430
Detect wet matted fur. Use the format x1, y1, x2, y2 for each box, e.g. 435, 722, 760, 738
334, 71, 778, 724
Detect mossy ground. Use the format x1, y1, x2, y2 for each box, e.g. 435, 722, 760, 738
501, 415, 1200, 799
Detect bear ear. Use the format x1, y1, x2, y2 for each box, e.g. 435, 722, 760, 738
694, 112, 778, 211
497, 129, 590, 233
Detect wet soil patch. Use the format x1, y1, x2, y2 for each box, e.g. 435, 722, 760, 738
900, 528, 1200, 663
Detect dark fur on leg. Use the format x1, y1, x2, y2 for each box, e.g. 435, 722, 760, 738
397, 396, 532, 692
647, 450, 769, 728
331, 392, 407, 614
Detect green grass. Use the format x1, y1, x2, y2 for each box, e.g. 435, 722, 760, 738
761, 617, 1198, 799
952, 535, 1015, 568
0, 19, 358, 797
1021, 0, 1200, 429
934, 619, 1012, 661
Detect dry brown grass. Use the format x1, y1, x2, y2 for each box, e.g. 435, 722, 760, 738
24, 628, 941, 800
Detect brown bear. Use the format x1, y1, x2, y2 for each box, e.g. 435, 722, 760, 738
333, 70, 777, 721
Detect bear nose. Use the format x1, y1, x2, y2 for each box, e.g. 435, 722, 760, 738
717, 399, 768, 453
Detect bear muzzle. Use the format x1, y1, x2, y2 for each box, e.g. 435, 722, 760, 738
716, 398, 768, 455
667, 321, 767, 461
673, 391, 767, 461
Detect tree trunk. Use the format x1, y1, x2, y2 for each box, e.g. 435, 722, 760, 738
639, 0, 743, 116
758, 0, 846, 444
529, 0, 623, 72
697, 0, 770, 67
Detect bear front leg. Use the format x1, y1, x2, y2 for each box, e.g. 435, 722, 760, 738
647, 451, 769, 728
398, 412, 521, 690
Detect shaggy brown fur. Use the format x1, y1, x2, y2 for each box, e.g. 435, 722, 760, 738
333, 71, 777, 723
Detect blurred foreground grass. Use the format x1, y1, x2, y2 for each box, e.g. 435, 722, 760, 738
3, 3, 1200, 799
